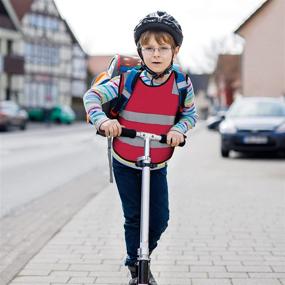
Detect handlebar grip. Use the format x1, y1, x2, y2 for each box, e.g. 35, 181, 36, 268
159, 134, 168, 144
159, 134, 186, 147
121, 128, 137, 138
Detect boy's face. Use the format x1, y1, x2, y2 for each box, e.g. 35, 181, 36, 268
141, 34, 179, 74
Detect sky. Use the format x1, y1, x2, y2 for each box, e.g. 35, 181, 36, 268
54, 0, 266, 73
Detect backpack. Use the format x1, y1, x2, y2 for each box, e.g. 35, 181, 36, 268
88, 54, 189, 124
89, 54, 141, 120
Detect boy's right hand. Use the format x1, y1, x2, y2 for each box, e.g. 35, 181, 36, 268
99, 119, 122, 137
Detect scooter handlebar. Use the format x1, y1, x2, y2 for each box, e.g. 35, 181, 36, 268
120, 128, 137, 138
120, 128, 186, 147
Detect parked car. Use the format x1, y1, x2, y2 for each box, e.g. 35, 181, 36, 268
28, 105, 76, 124
50, 105, 76, 124
28, 107, 44, 121
219, 97, 285, 157
206, 109, 227, 130
0, 100, 28, 131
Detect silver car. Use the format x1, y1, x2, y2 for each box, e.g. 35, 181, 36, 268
219, 97, 285, 157
0, 100, 28, 131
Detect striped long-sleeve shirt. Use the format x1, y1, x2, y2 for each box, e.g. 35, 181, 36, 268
83, 69, 198, 134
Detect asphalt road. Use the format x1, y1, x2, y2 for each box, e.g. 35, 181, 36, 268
1, 121, 284, 218
0, 122, 109, 217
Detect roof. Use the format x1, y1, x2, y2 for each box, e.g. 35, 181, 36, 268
235, 0, 272, 33
10, 0, 33, 21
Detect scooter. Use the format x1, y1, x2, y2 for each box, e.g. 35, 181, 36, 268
120, 128, 185, 285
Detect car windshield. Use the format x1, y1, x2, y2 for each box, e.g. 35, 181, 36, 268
62, 106, 73, 113
0, 101, 17, 111
227, 100, 285, 118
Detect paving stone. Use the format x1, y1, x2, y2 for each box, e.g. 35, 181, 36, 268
226, 265, 273, 272
232, 279, 282, 285
192, 279, 232, 285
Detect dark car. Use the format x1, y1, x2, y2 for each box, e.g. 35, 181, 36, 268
0, 100, 28, 131
219, 97, 285, 157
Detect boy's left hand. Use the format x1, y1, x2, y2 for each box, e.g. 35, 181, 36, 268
166, 130, 184, 147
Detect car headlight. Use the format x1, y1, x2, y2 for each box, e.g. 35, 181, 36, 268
276, 123, 285, 133
219, 121, 237, 134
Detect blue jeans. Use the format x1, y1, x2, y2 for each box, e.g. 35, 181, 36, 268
113, 158, 169, 266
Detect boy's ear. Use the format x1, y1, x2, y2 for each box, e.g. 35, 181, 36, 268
173, 46, 180, 59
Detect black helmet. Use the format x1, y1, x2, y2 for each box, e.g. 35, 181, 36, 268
134, 11, 183, 47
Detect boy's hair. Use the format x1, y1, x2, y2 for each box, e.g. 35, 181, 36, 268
138, 30, 176, 50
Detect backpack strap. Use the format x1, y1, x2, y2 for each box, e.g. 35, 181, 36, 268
109, 67, 142, 118
173, 66, 189, 123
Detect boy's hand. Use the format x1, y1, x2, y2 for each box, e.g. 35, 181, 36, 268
100, 119, 122, 137
166, 130, 184, 147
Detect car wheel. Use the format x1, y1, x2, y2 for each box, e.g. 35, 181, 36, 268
3, 123, 10, 132
20, 122, 26, 130
221, 148, 230, 158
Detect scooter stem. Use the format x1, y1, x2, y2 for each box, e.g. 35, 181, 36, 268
138, 136, 151, 284
138, 136, 151, 260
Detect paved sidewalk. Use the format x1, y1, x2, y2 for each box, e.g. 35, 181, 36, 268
8, 128, 285, 285
0, 169, 108, 285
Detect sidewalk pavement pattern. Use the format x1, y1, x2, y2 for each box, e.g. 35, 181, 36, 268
8, 129, 285, 285
8, 183, 285, 285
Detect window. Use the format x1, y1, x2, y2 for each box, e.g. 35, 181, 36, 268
37, 15, 44, 29
49, 18, 58, 31
7, 40, 13, 55
25, 43, 32, 62
29, 14, 37, 27
38, 83, 45, 106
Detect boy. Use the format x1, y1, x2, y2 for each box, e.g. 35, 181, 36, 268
83, 11, 197, 285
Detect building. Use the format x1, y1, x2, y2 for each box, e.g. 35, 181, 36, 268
214, 54, 241, 107
189, 73, 211, 119
235, 0, 285, 97
0, 0, 24, 102
10, 0, 87, 111
64, 20, 87, 119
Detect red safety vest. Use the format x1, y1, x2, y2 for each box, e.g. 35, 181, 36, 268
113, 72, 179, 164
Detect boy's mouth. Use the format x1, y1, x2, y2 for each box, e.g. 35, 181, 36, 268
152, 62, 162, 65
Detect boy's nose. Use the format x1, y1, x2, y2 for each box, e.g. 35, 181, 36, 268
153, 48, 160, 56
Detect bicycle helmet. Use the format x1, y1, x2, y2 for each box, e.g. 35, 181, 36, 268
134, 11, 183, 47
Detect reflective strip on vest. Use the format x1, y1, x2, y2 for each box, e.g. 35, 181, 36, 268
120, 110, 176, 125
117, 136, 169, 148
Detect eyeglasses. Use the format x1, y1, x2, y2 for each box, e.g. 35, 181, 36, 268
141, 47, 172, 56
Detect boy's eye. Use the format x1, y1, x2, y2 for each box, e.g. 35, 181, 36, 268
141, 47, 172, 55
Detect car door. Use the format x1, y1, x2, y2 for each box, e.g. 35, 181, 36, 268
9, 103, 21, 126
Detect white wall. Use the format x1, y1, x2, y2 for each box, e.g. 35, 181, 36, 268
239, 0, 285, 97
